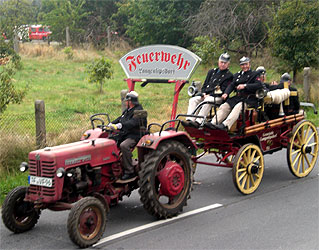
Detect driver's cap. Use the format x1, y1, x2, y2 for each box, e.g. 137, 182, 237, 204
124, 91, 139, 104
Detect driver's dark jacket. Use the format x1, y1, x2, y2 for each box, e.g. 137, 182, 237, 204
201, 68, 233, 96
224, 70, 263, 108
112, 104, 147, 143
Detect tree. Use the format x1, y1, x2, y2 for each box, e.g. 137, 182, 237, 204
0, 0, 34, 41
0, 58, 25, 114
112, 0, 203, 47
82, 0, 120, 47
39, 0, 89, 44
191, 36, 223, 65
86, 57, 113, 93
268, 0, 319, 82
186, 0, 275, 56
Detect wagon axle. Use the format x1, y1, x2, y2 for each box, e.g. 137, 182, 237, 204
302, 145, 312, 154
247, 164, 259, 175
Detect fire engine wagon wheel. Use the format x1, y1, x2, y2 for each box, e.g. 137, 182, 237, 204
287, 120, 318, 178
138, 141, 192, 219
1, 186, 40, 233
67, 197, 107, 248
232, 144, 264, 195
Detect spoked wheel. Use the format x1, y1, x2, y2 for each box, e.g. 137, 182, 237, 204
1, 186, 40, 233
287, 120, 318, 178
67, 197, 107, 248
232, 144, 264, 195
138, 141, 192, 218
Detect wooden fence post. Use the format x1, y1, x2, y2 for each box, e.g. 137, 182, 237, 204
121, 90, 128, 112
107, 26, 111, 48
13, 32, 19, 54
66, 26, 70, 47
303, 67, 310, 102
35, 100, 46, 149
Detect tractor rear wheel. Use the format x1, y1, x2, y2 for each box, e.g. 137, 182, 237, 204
67, 197, 107, 248
1, 186, 40, 233
138, 141, 192, 219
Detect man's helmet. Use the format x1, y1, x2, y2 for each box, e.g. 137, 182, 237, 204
239, 56, 250, 65
124, 91, 139, 105
219, 53, 230, 62
280, 72, 291, 83
256, 66, 266, 75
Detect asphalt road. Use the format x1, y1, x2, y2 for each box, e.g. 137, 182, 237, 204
0, 150, 318, 250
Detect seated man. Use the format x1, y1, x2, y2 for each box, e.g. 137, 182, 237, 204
108, 91, 147, 181
205, 57, 263, 131
184, 53, 233, 127
263, 72, 300, 118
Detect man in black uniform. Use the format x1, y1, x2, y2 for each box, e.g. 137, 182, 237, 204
205, 57, 263, 130
184, 53, 233, 127
264, 72, 300, 118
108, 91, 147, 181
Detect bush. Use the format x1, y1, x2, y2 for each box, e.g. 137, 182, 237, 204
63, 46, 74, 60
86, 57, 113, 93
190, 36, 223, 65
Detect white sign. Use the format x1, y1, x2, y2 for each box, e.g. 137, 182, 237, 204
119, 45, 201, 80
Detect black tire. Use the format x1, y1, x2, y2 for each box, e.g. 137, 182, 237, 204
138, 141, 192, 219
1, 186, 40, 233
67, 197, 107, 248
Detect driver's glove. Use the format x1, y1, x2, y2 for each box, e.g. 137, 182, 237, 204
108, 123, 122, 130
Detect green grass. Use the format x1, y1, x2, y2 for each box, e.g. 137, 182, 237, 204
0, 172, 29, 205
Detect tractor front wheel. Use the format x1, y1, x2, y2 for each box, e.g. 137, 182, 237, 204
1, 186, 40, 233
138, 141, 192, 219
67, 197, 107, 248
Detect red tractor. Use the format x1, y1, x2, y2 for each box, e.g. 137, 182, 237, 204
1, 79, 196, 248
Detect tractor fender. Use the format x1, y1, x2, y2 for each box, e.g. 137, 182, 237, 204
137, 130, 197, 151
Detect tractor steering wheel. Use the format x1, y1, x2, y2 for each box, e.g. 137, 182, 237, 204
90, 113, 110, 130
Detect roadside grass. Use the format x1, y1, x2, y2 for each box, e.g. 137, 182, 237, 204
0, 44, 318, 205
0, 172, 29, 205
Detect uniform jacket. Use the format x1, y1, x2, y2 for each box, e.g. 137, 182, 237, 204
225, 69, 263, 108
112, 104, 147, 143
201, 68, 233, 96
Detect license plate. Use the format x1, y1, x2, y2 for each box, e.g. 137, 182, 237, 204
28, 176, 53, 187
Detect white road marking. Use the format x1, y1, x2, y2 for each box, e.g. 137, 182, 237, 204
94, 203, 223, 247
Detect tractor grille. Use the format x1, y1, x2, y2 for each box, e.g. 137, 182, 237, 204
28, 159, 56, 196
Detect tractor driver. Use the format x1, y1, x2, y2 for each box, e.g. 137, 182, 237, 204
184, 53, 233, 127
108, 91, 147, 181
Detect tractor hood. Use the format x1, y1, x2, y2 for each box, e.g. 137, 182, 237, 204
29, 138, 119, 168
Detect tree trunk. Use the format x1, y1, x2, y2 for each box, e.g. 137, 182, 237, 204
99, 81, 103, 93
293, 68, 297, 84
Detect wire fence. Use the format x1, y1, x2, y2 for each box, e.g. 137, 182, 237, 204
0, 98, 185, 152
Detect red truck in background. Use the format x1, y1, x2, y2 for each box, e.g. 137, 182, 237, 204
29, 25, 52, 41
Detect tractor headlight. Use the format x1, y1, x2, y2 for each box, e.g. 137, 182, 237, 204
19, 162, 28, 172
66, 172, 73, 178
56, 168, 66, 178
83, 133, 91, 139
142, 139, 154, 146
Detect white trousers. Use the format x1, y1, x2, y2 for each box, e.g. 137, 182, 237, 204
212, 102, 246, 129
187, 95, 223, 123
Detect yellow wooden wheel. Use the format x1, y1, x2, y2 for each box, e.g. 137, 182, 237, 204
232, 144, 264, 195
287, 120, 318, 178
